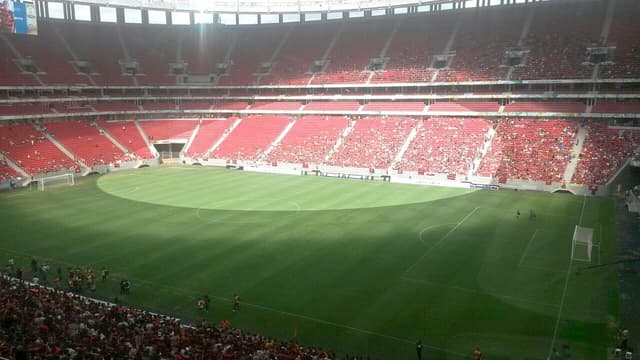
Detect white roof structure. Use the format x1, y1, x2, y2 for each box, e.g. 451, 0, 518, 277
78, 0, 458, 13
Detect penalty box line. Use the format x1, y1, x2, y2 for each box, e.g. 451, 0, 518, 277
518, 229, 540, 267
403, 207, 479, 277
0, 247, 464, 358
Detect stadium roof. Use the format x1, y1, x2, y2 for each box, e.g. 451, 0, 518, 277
75, 0, 471, 14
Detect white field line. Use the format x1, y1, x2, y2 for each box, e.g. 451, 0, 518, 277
401, 277, 560, 309
417, 223, 458, 244
548, 195, 587, 357
518, 229, 540, 267
0, 246, 464, 357
403, 207, 479, 276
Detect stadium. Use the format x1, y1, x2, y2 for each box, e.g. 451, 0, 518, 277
0, 0, 639, 358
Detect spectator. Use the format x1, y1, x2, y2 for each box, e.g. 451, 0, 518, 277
0, 276, 339, 359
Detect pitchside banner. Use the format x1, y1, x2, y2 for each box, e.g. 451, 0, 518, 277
0, 0, 38, 35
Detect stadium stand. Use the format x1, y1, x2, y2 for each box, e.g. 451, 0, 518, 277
118, 26, 177, 86
93, 102, 139, 112
591, 102, 640, 114
429, 102, 500, 113
212, 101, 249, 111
218, 27, 289, 86
141, 101, 176, 111
572, 122, 640, 185
210, 115, 290, 161
43, 121, 126, 167
327, 117, 415, 169
183, 118, 236, 158
0, 123, 78, 175
0, 103, 51, 116
303, 102, 361, 111
0, 276, 337, 359
0, 158, 20, 180
179, 101, 213, 110
260, 22, 335, 85
9, 23, 92, 86
510, 1, 603, 80
503, 101, 586, 113
371, 14, 451, 83
597, 0, 640, 79
250, 101, 303, 111
478, 118, 577, 183
266, 115, 350, 164
311, 21, 392, 84
0, 0, 640, 85
46, 22, 131, 86
436, 6, 525, 82
51, 103, 95, 114
0, 1, 639, 86
138, 120, 198, 142
397, 117, 491, 176
180, 26, 235, 77
362, 102, 425, 112
98, 121, 155, 159
0, 37, 41, 86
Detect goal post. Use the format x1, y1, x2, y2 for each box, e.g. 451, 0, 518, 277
571, 225, 594, 262
37, 173, 75, 191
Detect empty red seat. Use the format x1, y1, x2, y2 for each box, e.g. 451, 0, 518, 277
98, 121, 154, 159
210, 115, 290, 161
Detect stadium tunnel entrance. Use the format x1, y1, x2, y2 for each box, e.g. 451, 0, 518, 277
154, 143, 184, 163
552, 188, 576, 195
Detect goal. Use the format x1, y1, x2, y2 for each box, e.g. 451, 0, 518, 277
571, 225, 595, 262
37, 173, 75, 191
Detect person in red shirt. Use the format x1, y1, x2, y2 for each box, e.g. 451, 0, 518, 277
0, 0, 15, 34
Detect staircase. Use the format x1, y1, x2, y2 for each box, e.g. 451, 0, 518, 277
256, 26, 293, 85
204, 117, 243, 158
134, 120, 158, 157
430, 18, 460, 82
562, 126, 587, 183
93, 122, 130, 154
0, 151, 29, 178
472, 127, 496, 176
51, 25, 97, 86
505, 7, 535, 81
36, 124, 90, 172
592, 0, 617, 80
388, 120, 421, 172
600, 0, 616, 44
224, 32, 239, 62
258, 118, 298, 161
116, 28, 139, 86
325, 119, 356, 162
0, 33, 45, 85
181, 120, 202, 157
307, 24, 345, 86
367, 24, 398, 84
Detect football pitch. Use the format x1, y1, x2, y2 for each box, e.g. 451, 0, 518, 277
0, 166, 618, 359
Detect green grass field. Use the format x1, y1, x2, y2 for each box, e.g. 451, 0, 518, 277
0, 166, 619, 359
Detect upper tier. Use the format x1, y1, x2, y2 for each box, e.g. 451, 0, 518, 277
2, 0, 639, 87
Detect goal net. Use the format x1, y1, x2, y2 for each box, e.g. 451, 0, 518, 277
38, 173, 75, 191
571, 225, 594, 262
